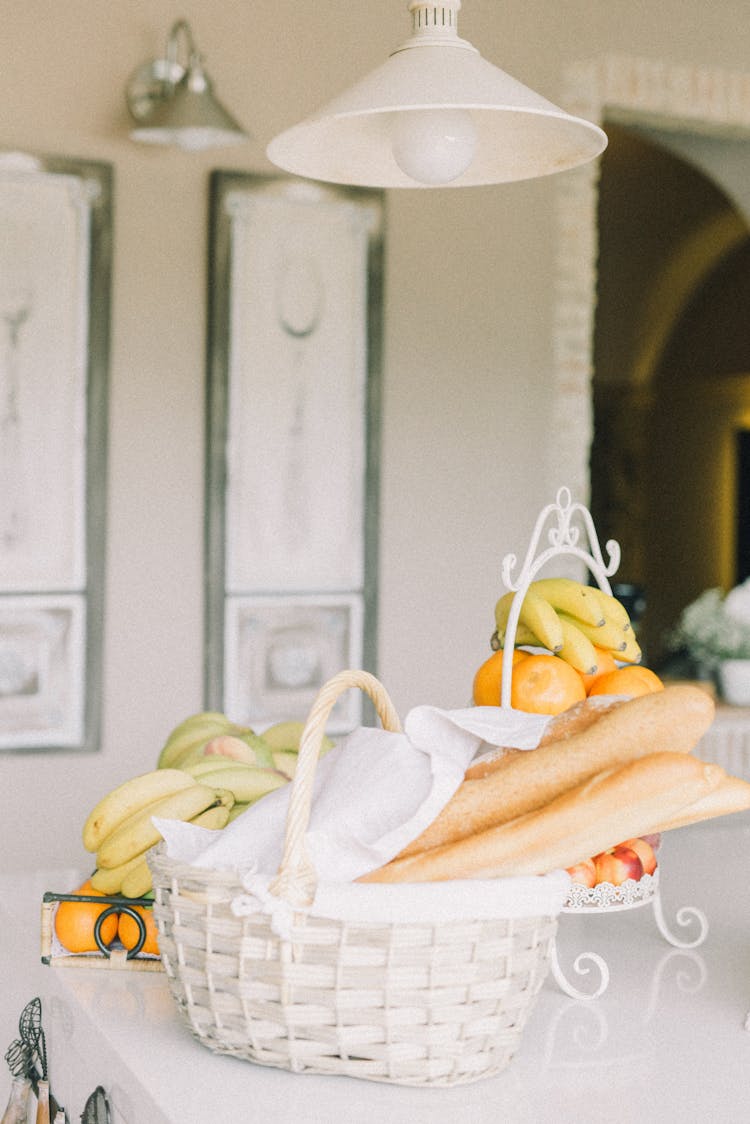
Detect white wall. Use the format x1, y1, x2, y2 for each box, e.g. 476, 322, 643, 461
2, 0, 749, 872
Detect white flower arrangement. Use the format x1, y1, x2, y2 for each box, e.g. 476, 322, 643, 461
668, 579, 750, 669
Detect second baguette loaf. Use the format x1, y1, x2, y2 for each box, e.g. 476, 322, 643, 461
360, 752, 725, 884
398, 684, 716, 858
653, 774, 750, 832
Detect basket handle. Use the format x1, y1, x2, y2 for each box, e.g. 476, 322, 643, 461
267, 669, 402, 907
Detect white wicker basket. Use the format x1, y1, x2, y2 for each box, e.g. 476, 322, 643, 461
149, 670, 563, 1087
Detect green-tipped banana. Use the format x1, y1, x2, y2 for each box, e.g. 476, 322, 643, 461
260, 720, 306, 752
185, 764, 288, 805
179, 732, 275, 770
83, 769, 198, 853
96, 783, 221, 870
557, 615, 599, 675
260, 719, 335, 757
120, 855, 153, 899
531, 578, 606, 628
227, 801, 251, 823
182, 756, 249, 779
156, 711, 240, 770
91, 852, 147, 895
271, 750, 299, 779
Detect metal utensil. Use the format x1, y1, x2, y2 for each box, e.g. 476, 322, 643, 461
80, 1087, 110, 1124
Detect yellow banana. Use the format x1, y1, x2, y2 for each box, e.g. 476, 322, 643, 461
617, 631, 643, 664
120, 856, 153, 899
493, 621, 547, 650
517, 587, 564, 652
557, 615, 599, 675
557, 611, 629, 653
156, 711, 239, 769
494, 588, 564, 652
531, 577, 606, 628
588, 587, 632, 630
91, 853, 147, 895
96, 783, 220, 870
494, 591, 516, 635
83, 769, 198, 853
186, 764, 288, 805
189, 803, 233, 831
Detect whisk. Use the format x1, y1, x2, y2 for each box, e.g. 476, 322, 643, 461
16, 999, 51, 1124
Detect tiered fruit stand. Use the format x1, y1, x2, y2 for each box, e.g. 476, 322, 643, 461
497, 487, 708, 998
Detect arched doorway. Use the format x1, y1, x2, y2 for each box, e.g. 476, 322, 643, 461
551, 56, 750, 665
590, 122, 750, 662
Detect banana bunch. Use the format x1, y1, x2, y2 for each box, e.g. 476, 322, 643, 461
85, 769, 235, 898
491, 577, 641, 675
186, 719, 337, 821
157, 711, 336, 823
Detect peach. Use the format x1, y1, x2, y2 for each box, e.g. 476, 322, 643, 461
565, 858, 597, 888
593, 845, 644, 886
620, 837, 658, 876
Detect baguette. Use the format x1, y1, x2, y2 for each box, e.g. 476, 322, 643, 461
398, 684, 716, 858
653, 774, 750, 832
465, 695, 626, 780
360, 752, 725, 884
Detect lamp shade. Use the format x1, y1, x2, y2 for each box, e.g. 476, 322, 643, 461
127, 21, 248, 153
130, 63, 247, 152
267, 1, 607, 188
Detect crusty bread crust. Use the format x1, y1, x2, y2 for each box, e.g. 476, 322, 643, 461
360, 752, 724, 884
653, 774, 750, 832
464, 695, 625, 781
396, 684, 715, 859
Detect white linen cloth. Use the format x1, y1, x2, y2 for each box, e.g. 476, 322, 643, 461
153, 703, 569, 934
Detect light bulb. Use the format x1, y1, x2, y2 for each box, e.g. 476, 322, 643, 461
391, 108, 478, 185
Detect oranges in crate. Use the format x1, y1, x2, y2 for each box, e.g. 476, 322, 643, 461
53, 879, 119, 953
52, 878, 159, 958
118, 905, 160, 956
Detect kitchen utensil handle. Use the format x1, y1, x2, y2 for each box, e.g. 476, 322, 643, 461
35, 1079, 50, 1124
0, 1077, 31, 1124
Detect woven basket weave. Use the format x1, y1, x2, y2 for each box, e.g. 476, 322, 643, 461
149, 670, 560, 1086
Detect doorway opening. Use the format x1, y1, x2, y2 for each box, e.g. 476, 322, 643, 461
590, 121, 750, 665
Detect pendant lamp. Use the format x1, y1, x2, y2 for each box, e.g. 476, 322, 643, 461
267, 0, 606, 188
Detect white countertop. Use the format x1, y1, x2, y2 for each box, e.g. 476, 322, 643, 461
4, 817, 750, 1123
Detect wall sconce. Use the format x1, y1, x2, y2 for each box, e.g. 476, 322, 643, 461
267, 0, 606, 188
126, 19, 248, 152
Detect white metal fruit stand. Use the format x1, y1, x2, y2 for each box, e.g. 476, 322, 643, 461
498, 487, 708, 999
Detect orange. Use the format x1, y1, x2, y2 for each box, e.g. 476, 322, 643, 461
118, 905, 160, 956
580, 647, 619, 694
54, 879, 119, 953
587, 665, 664, 698
510, 653, 587, 715
472, 648, 531, 706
